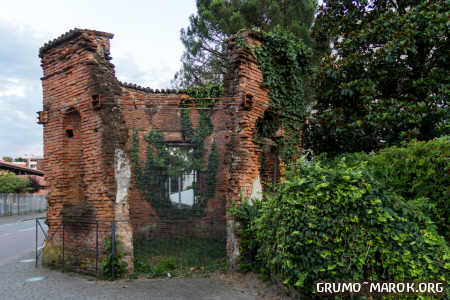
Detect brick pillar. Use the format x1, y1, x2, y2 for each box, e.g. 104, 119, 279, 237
223, 30, 272, 265
39, 29, 133, 273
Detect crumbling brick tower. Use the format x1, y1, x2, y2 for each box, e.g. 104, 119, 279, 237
38, 29, 133, 271
38, 29, 289, 273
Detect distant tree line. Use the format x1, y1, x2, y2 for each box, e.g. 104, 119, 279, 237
2, 156, 27, 162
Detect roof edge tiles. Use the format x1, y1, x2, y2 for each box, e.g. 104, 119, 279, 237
119, 81, 183, 94
39, 28, 114, 58
0, 160, 44, 176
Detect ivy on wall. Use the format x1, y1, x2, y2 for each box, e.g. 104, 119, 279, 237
242, 28, 313, 161
185, 84, 223, 100
131, 85, 221, 218
133, 128, 192, 213
184, 85, 221, 201
205, 142, 219, 199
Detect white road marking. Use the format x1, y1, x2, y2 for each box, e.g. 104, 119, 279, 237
25, 276, 46, 282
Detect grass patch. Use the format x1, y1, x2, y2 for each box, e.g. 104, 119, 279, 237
132, 236, 227, 279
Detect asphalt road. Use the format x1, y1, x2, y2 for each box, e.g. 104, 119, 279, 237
0, 214, 47, 266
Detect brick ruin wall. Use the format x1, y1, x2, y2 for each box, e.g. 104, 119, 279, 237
38, 29, 293, 272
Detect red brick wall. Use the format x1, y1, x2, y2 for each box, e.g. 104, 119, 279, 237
119, 88, 229, 240
222, 31, 274, 261
40, 30, 125, 270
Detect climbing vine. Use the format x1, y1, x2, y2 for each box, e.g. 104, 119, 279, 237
132, 85, 221, 218
243, 28, 313, 161
184, 85, 221, 200
101, 235, 128, 280
205, 142, 219, 199
186, 84, 223, 100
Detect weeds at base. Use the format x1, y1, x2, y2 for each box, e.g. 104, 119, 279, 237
131, 237, 227, 280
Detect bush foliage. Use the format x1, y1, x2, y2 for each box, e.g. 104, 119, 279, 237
344, 136, 450, 241
0, 171, 32, 193
232, 152, 449, 296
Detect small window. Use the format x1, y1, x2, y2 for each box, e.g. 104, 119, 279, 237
91, 95, 101, 109
167, 170, 198, 208
163, 146, 198, 208
66, 129, 74, 138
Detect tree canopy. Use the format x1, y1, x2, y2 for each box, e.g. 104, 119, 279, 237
306, 0, 449, 155
172, 0, 317, 88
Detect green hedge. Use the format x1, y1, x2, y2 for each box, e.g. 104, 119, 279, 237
232, 154, 449, 296
358, 136, 449, 241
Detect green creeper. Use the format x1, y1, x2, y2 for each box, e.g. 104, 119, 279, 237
131, 86, 221, 218
251, 28, 313, 161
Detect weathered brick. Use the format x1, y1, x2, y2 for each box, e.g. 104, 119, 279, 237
39, 29, 299, 273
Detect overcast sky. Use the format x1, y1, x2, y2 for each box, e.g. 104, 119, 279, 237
0, 0, 196, 158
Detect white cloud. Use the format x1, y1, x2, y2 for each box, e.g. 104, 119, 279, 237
0, 0, 196, 88
0, 86, 25, 98
15, 110, 28, 120
0, 1, 197, 157
16, 143, 43, 157
114, 54, 178, 88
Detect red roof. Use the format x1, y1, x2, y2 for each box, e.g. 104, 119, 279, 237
0, 160, 44, 176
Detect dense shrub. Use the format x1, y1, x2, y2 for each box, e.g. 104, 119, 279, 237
233, 156, 449, 296
334, 137, 449, 241
229, 200, 262, 273
0, 171, 31, 193
362, 137, 449, 241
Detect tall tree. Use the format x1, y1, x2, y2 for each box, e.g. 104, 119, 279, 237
173, 0, 317, 88
306, 0, 449, 156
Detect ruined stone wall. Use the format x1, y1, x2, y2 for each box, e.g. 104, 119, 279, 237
39, 28, 289, 272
